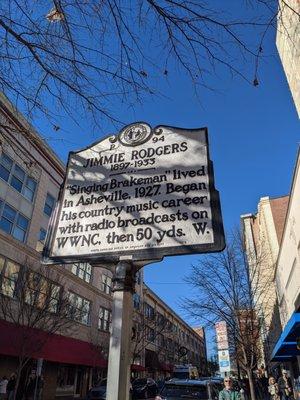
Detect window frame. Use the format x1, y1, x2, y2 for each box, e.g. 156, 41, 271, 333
146, 326, 155, 343
36, 228, 47, 252
0, 152, 13, 182
0, 152, 37, 202
68, 292, 91, 325
101, 274, 112, 295
98, 306, 112, 332
71, 262, 92, 283
144, 303, 155, 320
10, 164, 26, 193
44, 193, 55, 217
0, 200, 29, 243
133, 293, 141, 310
23, 176, 37, 202
0, 256, 20, 298
25, 270, 61, 313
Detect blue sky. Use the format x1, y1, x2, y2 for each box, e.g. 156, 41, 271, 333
25, 2, 299, 356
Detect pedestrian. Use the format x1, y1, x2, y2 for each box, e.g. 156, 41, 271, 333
278, 370, 293, 400
219, 377, 241, 400
268, 377, 280, 400
25, 374, 36, 400
0, 376, 8, 399
6, 374, 16, 400
258, 369, 269, 399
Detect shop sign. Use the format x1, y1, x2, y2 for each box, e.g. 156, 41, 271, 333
43, 123, 225, 265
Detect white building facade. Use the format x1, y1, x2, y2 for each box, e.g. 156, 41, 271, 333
271, 150, 300, 379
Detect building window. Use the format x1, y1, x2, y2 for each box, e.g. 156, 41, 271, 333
135, 271, 142, 285
57, 365, 76, 390
166, 321, 173, 332
101, 274, 112, 295
156, 333, 164, 348
36, 228, 47, 252
144, 303, 155, 320
157, 312, 166, 327
10, 165, 25, 193
98, 307, 112, 331
23, 177, 37, 202
25, 271, 60, 313
0, 152, 37, 201
0, 152, 13, 182
167, 338, 173, 351
44, 193, 55, 216
133, 293, 141, 310
0, 256, 20, 297
0, 201, 29, 242
71, 263, 92, 283
146, 326, 155, 343
69, 292, 91, 325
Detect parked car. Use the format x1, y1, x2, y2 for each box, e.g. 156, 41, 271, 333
132, 377, 158, 399
86, 378, 132, 400
86, 384, 106, 400
155, 378, 221, 400
86, 379, 107, 400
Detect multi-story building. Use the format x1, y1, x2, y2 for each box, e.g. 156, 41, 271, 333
241, 195, 289, 366
0, 94, 207, 399
0, 93, 113, 399
132, 285, 207, 380
241, 157, 300, 381
276, 0, 300, 117
271, 150, 300, 379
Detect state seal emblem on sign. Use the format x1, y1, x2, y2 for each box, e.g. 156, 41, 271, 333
118, 123, 152, 146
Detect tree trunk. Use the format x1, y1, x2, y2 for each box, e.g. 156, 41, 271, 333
247, 369, 256, 400
13, 356, 28, 400
13, 367, 22, 400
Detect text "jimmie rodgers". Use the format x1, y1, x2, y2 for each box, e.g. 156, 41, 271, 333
82, 142, 188, 168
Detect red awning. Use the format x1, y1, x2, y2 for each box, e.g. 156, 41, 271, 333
131, 364, 146, 372
0, 319, 107, 368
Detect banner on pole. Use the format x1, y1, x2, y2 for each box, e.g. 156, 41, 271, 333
218, 350, 231, 373
215, 321, 229, 350
43, 123, 225, 264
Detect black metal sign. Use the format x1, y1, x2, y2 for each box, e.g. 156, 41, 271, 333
43, 123, 225, 265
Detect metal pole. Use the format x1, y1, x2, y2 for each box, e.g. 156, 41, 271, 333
106, 260, 135, 400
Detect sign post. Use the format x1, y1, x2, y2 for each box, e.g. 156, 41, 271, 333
43, 123, 225, 400
106, 260, 135, 400
215, 321, 230, 375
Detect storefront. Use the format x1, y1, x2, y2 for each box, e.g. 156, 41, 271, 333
131, 364, 146, 379
271, 312, 300, 398
0, 319, 107, 399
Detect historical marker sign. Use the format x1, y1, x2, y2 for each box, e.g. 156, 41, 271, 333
43, 123, 225, 264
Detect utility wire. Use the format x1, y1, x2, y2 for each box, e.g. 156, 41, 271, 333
146, 282, 187, 285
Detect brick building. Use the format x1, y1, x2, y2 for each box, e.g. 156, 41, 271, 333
0, 94, 206, 399
242, 182, 300, 382
241, 195, 289, 366
132, 285, 207, 379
